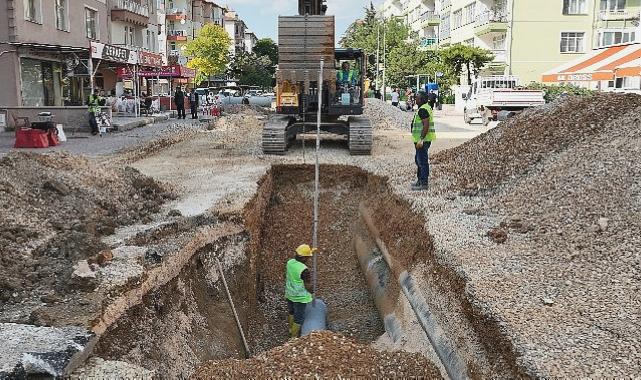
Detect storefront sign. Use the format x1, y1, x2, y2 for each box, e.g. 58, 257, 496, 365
139, 51, 163, 68
557, 73, 592, 81
137, 65, 195, 78
90, 42, 137, 65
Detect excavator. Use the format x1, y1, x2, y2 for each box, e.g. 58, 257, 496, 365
262, 0, 372, 155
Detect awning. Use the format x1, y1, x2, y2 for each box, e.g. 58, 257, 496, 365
542, 43, 641, 82
615, 57, 641, 78
116, 65, 195, 79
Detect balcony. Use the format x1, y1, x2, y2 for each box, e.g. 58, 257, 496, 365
420, 37, 439, 50
166, 8, 188, 21
167, 30, 188, 41
474, 10, 509, 36
111, 0, 149, 26
420, 11, 440, 26
598, 10, 641, 21
491, 49, 507, 63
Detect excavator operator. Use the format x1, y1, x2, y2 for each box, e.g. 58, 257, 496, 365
336, 61, 358, 87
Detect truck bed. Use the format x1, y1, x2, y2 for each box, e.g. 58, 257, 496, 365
477, 89, 545, 109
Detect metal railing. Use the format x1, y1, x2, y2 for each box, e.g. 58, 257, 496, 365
474, 10, 509, 28
166, 7, 187, 15
167, 30, 186, 37
491, 49, 507, 62
598, 10, 641, 21
420, 37, 438, 47
113, 0, 149, 17
420, 11, 440, 24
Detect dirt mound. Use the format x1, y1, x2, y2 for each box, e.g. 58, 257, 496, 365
192, 331, 442, 379
224, 104, 270, 115
0, 152, 174, 306
433, 93, 641, 193
364, 98, 412, 130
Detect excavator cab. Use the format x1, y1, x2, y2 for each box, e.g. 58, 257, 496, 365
330, 49, 366, 115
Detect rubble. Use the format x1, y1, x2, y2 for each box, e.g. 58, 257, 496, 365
192, 331, 442, 379
364, 98, 413, 130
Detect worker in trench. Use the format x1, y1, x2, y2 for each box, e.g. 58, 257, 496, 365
285, 244, 316, 338
411, 91, 437, 191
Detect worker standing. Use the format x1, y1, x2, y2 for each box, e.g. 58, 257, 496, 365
285, 244, 316, 338
87, 89, 103, 136
411, 91, 436, 191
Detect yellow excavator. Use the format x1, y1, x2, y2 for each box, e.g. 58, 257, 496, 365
262, 0, 372, 155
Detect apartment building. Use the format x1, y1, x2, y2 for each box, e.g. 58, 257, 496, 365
0, 0, 111, 107
223, 9, 248, 57
380, 0, 641, 83
244, 30, 258, 53
109, 0, 160, 54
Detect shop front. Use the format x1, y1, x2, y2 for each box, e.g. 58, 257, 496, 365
137, 65, 196, 110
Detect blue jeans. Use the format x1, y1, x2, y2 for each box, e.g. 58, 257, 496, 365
415, 141, 431, 185
287, 299, 307, 324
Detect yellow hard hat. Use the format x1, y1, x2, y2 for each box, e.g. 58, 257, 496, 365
296, 244, 317, 257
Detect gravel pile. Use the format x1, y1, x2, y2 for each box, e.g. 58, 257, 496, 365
0, 152, 174, 306
432, 93, 641, 193
223, 104, 270, 115
192, 331, 442, 379
364, 98, 412, 130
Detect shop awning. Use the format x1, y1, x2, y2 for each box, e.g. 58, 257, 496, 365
615, 57, 641, 78
542, 43, 641, 82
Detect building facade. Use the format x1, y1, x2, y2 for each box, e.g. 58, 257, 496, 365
0, 0, 111, 107
380, 0, 641, 83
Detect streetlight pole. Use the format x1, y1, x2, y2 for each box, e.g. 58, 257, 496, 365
376, 24, 380, 91
382, 22, 386, 101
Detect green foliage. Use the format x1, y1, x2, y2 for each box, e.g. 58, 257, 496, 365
525, 82, 596, 103
227, 52, 273, 88
185, 24, 231, 84
439, 45, 494, 85
253, 38, 278, 67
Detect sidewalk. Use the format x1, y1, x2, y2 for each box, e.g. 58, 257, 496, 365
0, 117, 198, 159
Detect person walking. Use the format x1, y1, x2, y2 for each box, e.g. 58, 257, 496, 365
427, 90, 438, 111
87, 89, 103, 135
285, 244, 316, 338
411, 91, 436, 191
188, 89, 199, 119
390, 88, 400, 107
174, 86, 186, 119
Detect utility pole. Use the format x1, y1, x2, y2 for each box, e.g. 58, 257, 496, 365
382, 22, 386, 100
376, 24, 380, 91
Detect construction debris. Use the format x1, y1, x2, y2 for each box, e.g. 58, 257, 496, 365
192, 331, 442, 379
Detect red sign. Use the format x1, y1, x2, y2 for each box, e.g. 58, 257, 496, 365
139, 51, 163, 68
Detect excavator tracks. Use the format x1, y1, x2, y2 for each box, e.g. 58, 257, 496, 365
262, 115, 291, 155
348, 116, 373, 155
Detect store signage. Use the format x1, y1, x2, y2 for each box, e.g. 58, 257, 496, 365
90, 42, 137, 64
139, 51, 163, 68
556, 73, 592, 81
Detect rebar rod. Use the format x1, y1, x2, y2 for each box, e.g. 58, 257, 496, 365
215, 257, 250, 358
312, 59, 323, 300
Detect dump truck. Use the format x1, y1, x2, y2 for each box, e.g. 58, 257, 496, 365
262, 0, 372, 155
463, 76, 545, 125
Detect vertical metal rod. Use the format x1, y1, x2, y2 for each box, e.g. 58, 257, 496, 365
88, 57, 94, 100
216, 257, 251, 358
312, 59, 323, 299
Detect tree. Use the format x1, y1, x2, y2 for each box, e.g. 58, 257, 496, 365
227, 51, 273, 89
439, 45, 494, 85
253, 38, 278, 67
185, 24, 230, 84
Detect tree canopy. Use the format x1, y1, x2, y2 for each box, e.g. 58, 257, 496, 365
227, 52, 274, 89
185, 24, 230, 84
253, 38, 278, 67
439, 45, 495, 85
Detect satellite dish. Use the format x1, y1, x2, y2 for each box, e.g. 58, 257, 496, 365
178, 56, 188, 65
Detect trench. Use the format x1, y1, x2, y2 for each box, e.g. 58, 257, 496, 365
90, 164, 526, 379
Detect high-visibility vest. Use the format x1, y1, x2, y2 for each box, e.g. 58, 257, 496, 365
337, 69, 355, 83
285, 258, 312, 303
87, 95, 101, 114
412, 103, 436, 143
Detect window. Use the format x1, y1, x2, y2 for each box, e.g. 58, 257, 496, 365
563, 0, 588, 14
600, 0, 626, 12
85, 7, 98, 39
55, 0, 68, 30
453, 9, 462, 29
560, 32, 585, 52
598, 30, 636, 46
129, 27, 135, 46
492, 34, 506, 50
464, 3, 475, 25
24, 0, 42, 23
464, 38, 475, 46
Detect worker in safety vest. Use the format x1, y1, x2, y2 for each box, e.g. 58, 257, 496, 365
411, 91, 436, 191
285, 244, 316, 338
87, 90, 103, 135
336, 61, 357, 87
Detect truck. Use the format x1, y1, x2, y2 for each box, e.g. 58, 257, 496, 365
462, 76, 545, 125
262, 0, 372, 155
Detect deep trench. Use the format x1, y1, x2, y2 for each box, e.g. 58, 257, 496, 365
92, 164, 527, 379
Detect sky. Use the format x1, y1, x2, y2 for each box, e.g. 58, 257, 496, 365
221, 0, 383, 42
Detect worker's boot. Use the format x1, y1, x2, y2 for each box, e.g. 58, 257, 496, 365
287, 314, 294, 331
290, 323, 301, 338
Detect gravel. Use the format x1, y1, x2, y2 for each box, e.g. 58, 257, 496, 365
192, 331, 442, 379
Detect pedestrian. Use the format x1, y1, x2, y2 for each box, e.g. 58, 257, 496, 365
410, 91, 436, 191
285, 244, 316, 338
87, 89, 103, 135
390, 88, 400, 107
427, 90, 438, 111
174, 86, 186, 119
375, 89, 381, 99
188, 88, 199, 119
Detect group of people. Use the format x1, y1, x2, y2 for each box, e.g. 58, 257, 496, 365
389, 87, 439, 112
173, 86, 224, 120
